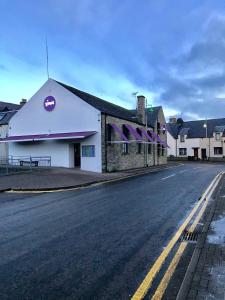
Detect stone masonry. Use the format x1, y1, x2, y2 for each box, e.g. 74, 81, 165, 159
101, 111, 167, 172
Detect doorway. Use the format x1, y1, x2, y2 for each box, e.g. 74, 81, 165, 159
201, 148, 207, 160
74, 143, 81, 167
193, 148, 199, 160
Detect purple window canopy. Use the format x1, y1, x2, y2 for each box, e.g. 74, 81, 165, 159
109, 123, 169, 147
140, 128, 157, 144
124, 124, 142, 141
109, 123, 129, 142
148, 129, 169, 148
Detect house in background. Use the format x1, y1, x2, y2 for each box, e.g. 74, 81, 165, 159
167, 117, 225, 161
0, 101, 22, 157
0, 79, 168, 172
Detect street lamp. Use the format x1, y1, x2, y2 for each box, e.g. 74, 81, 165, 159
203, 120, 209, 160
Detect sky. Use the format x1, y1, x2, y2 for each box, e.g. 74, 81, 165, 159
1, 0, 225, 120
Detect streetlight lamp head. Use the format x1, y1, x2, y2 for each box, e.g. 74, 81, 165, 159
203, 123, 207, 128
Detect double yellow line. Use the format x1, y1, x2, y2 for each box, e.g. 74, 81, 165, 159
132, 172, 223, 300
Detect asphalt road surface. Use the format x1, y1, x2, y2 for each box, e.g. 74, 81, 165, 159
0, 162, 224, 300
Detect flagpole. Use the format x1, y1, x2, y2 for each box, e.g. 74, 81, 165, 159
45, 37, 49, 79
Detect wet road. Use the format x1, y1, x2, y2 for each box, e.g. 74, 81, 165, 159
0, 162, 224, 300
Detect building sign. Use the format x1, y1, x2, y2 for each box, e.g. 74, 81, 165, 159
44, 96, 56, 111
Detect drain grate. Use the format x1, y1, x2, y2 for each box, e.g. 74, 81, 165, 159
180, 230, 200, 243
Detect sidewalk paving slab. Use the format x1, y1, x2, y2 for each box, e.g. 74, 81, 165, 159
0, 162, 179, 192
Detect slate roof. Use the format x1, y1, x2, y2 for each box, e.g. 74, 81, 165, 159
0, 101, 20, 125
56, 80, 159, 127
167, 118, 225, 139
146, 106, 162, 127
57, 81, 140, 124
0, 111, 18, 125
0, 101, 20, 112
179, 127, 190, 135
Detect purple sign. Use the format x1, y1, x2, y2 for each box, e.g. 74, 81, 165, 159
44, 96, 56, 111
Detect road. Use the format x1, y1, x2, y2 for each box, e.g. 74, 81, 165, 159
0, 162, 224, 300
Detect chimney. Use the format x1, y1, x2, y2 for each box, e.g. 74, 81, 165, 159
169, 116, 177, 123
20, 98, 27, 106
137, 95, 146, 124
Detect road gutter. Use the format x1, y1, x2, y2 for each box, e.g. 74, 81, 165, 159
5, 164, 182, 193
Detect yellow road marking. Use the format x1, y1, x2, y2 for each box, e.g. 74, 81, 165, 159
149, 172, 223, 300
151, 242, 187, 300
131, 172, 222, 300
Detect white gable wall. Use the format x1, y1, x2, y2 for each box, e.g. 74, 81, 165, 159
8, 79, 102, 172
167, 132, 176, 156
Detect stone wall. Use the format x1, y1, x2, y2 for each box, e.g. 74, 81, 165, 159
101, 113, 167, 172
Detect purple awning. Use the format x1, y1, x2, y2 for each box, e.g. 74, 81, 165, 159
148, 129, 169, 148
109, 123, 129, 142
0, 131, 97, 142
139, 128, 157, 143
124, 124, 142, 141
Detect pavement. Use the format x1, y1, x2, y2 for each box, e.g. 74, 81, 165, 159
0, 162, 178, 191
0, 162, 224, 300
177, 172, 225, 300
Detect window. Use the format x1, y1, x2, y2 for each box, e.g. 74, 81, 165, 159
122, 124, 129, 139
107, 124, 112, 144
157, 142, 161, 156
214, 147, 223, 155
180, 135, 185, 142
137, 143, 142, 154
179, 148, 187, 156
122, 142, 129, 154
148, 143, 152, 154
215, 133, 220, 141
0, 112, 5, 121
157, 122, 161, 134
82, 145, 95, 157
122, 125, 129, 154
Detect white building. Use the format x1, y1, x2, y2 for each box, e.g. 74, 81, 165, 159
0, 101, 21, 157
1, 79, 168, 172
167, 118, 225, 161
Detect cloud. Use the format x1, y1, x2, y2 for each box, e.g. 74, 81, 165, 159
157, 13, 225, 120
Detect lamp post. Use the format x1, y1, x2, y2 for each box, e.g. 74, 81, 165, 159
203, 119, 209, 160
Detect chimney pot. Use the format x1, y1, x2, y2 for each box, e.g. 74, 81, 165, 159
20, 98, 27, 106
169, 116, 177, 123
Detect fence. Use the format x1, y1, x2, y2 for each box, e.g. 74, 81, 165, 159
0, 156, 51, 176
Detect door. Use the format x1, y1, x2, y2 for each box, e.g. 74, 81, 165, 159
193, 148, 199, 160
201, 148, 206, 160
74, 144, 81, 167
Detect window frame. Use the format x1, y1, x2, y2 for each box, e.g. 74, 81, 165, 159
180, 135, 185, 142
81, 145, 95, 157
137, 142, 142, 154
179, 148, 187, 156
215, 132, 221, 141
214, 147, 223, 155
122, 142, 129, 155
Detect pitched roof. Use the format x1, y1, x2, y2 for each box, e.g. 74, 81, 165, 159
167, 118, 225, 139
0, 101, 20, 112
0, 101, 21, 125
56, 80, 161, 127
0, 111, 18, 125
56, 81, 140, 124
146, 106, 162, 127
